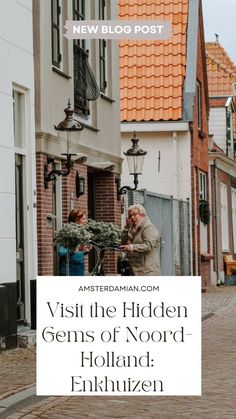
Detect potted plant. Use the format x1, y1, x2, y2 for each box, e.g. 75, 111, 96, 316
55, 220, 120, 275
86, 219, 121, 248
54, 223, 92, 276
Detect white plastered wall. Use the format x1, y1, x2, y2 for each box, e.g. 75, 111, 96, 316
35, 0, 121, 169
0, 0, 37, 321
121, 130, 191, 201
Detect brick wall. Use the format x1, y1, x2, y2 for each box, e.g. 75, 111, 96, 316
37, 154, 89, 275
190, 7, 211, 288
201, 260, 211, 289
36, 154, 121, 276
210, 98, 227, 108
62, 164, 88, 223
95, 172, 121, 274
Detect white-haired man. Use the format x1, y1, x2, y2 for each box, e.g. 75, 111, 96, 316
120, 204, 160, 276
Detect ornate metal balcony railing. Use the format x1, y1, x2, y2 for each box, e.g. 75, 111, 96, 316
73, 44, 100, 116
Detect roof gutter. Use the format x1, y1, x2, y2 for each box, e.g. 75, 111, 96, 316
121, 121, 189, 133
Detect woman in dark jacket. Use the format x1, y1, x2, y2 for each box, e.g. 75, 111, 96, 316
58, 209, 87, 276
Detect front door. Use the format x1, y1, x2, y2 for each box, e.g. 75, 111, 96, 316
15, 154, 25, 322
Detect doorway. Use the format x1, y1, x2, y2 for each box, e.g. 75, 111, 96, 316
15, 154, 25, 322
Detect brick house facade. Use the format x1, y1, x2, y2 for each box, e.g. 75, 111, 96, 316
34, 0, 122, 278
37, 154, 121, 276
120, 0, 211, 287
190, 6, 211, 288
206, 41, 236, 284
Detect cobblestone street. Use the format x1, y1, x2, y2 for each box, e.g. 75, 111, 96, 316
1, 286, 236, 418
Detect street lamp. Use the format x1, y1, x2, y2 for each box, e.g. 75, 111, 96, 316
117, 132, 147, 197
44, 99, 84, 189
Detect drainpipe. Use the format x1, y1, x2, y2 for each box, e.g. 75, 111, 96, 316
213, 159, 220, 285
172, 132, 178, 198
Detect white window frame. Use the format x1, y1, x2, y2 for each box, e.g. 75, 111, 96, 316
51, 0, 63, 69
226, 107, 233, 156
73, 0, 93, 123
99, 0, 108, 94
13, 86, 31, 322
199, 171, 207, 201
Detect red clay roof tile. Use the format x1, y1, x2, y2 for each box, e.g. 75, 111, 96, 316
206, 42, 236, 97
119, 0, 189, 121
206, 43, 236, 137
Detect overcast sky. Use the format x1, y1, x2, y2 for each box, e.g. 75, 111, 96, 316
202, 0, 236, 64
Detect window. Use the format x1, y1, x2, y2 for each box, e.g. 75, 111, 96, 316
73, 0, 90, 116
199, 172, 208, 251
13, 87, 27, 321
220, 182, 229, 251
99, 0, 107, 93
199, 172, 207, 201
73, 0, 86, 50
13, 90, 25, 148
51, 0, 62, 67
226, 110, 232, 148
197, 81, 201, 129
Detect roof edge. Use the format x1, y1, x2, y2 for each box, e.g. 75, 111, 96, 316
209, 154, 236, 175
121, 121, 190, 133
183, 0, 200, 121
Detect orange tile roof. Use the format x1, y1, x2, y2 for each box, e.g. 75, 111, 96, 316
205, 42, 236, 97
119, 0, 189, 122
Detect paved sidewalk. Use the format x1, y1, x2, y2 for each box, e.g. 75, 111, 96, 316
202, 284, 236, 318
1, 285, 236, 418
0, 347, 36, 402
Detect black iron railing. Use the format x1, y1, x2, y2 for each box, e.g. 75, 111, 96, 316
73, 44, 100, 116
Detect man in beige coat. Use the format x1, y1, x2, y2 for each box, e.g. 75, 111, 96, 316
120, 204, 160, 276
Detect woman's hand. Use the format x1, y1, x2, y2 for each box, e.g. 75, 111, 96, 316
77, 244, 92, 252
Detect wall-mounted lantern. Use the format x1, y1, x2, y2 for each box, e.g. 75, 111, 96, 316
117, 132, 147, 198
76, 171, 85, 198
44, 99, 83, 189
